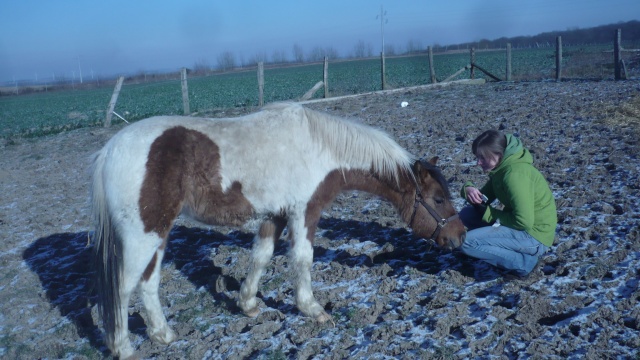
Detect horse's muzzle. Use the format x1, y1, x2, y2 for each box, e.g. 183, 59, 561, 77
443, 232, 465, 251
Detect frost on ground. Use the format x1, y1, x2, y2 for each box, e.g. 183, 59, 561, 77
1, 80, 639, 359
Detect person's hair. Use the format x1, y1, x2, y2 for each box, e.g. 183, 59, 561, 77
472, 130, 507, 160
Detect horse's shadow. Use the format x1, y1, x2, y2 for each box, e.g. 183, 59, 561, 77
22, 232, 103, 351
22, 217, 487, 352
315, 217, 485, 278
21, 226, 253, 353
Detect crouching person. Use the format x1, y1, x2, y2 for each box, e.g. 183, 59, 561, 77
459, 130, 557, 277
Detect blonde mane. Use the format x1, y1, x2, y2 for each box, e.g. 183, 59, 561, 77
300, 105, 415, 182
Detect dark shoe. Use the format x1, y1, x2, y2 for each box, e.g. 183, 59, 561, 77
503, 261, 544, 281
503, 270, 528, 281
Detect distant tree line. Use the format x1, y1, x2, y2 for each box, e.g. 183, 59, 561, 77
436, 20, 640, 52
196, 20, 639, 74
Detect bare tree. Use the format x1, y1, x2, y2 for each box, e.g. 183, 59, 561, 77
247, 51, 268, 66
217, 51, 236, 71
384, 44, 396, 56
307, 46, 325, 62
293, 43, 305, 63
193, 58, 211, 75
271, 49, 287, 64
324, 46, 339, 60
307, 46, 339, 62
366, 43, 374, 57
353, 40, 373, 58
405, 39, 423, 54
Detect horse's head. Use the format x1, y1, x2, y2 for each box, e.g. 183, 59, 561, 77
405, 157, 466, 250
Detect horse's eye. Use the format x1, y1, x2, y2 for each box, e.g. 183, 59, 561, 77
434, 197, 444, 205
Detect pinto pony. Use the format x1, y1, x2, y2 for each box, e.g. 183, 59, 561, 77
91, 103, 465, 358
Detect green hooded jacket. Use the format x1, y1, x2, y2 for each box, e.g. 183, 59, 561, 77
461, 134, 557, 246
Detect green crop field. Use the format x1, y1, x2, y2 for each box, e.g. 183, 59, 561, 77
0, 44, 634, 138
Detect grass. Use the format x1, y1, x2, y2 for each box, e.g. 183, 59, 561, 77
598, 94, 640, 133
1, 46, 636, 140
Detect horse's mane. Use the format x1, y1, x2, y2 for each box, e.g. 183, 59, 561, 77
271, 103, 415, 182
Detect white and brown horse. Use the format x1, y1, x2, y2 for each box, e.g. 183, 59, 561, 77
91, 102, 465, 358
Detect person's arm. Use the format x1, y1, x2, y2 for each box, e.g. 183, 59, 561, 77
461, 181, 483, 202
482, 171, 534, 230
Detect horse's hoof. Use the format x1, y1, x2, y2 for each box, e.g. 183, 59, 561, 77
121, 353, 141, 360
111, 341, 137, 360
148, 327, 177, 345
243, 307, 260, 318
315, 311, 335, 326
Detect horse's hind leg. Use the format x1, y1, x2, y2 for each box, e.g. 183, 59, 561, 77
104, 230, 162, 358
139, 243, 176, 344
238, 217, 286, 317
110, 279, 136, 359
110, 231, 169, 358
288, 218, 333, 323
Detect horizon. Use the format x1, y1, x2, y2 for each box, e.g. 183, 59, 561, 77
1, 0, 639, 84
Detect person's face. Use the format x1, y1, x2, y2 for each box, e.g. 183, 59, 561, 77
476, 152, 501, 172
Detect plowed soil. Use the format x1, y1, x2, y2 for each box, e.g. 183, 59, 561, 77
1, 80, 639, 359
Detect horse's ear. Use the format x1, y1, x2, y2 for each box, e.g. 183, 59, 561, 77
412, 160, 423, 173
427, 156, 439, 166
412, 159, 431, 180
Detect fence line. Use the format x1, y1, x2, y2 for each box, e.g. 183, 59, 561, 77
257, 62, 264, 107
104, 76, 124, 128
101, 27, 635, 127
0, 29, 635, 136
181, 68, 190, 115
556, 37, 563, 81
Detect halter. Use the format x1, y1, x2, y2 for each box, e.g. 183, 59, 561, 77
409, 186, 459, 241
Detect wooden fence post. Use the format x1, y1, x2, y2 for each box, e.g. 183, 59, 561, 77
300, 81, 324, 101
443, 64, 471, 83
323, 56, 329, 98
181, 68, 190, 115
380, 52, 387, 90
506, 43, 512, 81
105, 76, 124, 127
258, 62, 264, 106
555, 36, 562, 81
614, 29, 623, 80
470, 47, 476, 79
428, 46, 437, 83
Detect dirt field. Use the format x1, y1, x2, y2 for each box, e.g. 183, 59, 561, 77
1, 80, 639, 359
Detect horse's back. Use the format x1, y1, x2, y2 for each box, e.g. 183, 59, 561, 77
94, 105, 333, 224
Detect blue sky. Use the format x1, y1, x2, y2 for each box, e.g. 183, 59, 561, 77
1, 0, 638, 83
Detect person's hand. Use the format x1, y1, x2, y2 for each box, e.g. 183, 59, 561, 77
465, 186, 486, 205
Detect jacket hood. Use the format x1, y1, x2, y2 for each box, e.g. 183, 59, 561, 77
491, 134, 532, 173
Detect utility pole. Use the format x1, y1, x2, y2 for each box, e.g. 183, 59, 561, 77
376, 5, 387, 55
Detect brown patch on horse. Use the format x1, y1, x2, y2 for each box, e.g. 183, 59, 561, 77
258, 216, 287, 240
142, 252, 157, 281
304, 168, 413, 241
139, 126, 254, 239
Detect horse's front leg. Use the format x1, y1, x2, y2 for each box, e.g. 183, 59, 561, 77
238, 217, 285, 317
288, 218, 333, 324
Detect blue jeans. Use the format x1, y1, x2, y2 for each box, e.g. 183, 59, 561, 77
459, 206, 548, 276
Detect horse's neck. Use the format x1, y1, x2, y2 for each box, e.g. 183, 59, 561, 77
336, 168, 413, 219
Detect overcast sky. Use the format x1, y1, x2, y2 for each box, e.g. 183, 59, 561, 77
1, 0, 638, 83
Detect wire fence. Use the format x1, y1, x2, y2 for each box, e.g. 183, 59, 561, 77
1, 42, 639, 138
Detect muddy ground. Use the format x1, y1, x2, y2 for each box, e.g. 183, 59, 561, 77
1, 80, 640, 359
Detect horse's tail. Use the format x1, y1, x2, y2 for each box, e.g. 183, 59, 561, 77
90, 147, 122, 347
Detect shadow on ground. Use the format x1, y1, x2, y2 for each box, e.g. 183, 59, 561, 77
22, 217, 489, 355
